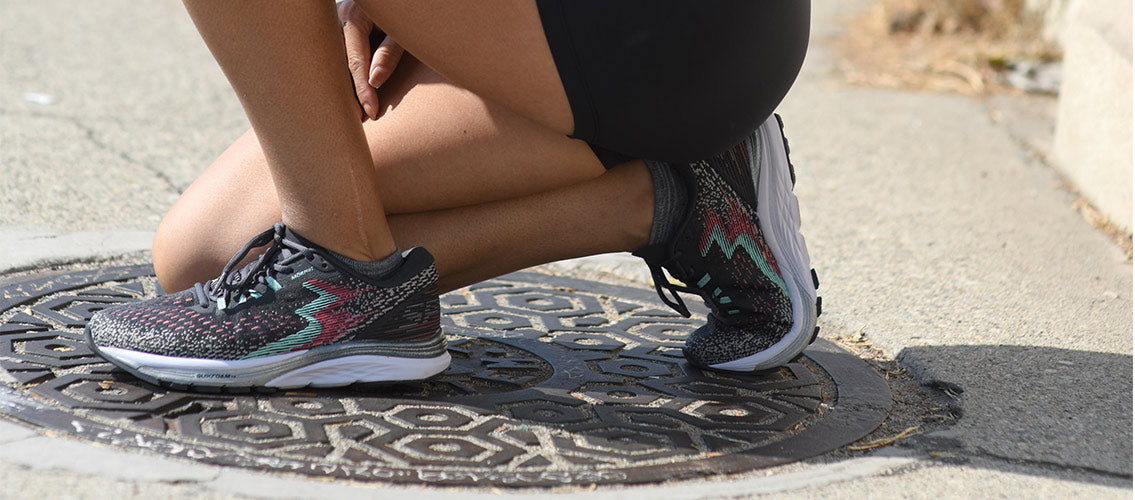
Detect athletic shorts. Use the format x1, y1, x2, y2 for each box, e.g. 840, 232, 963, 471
535, 0, 810, 167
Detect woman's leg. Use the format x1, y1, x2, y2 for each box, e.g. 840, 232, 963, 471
178, 0, 579, 264
90, 1, 628, 388
154, 57, 651, 293
354, 0, 574, 134
179, 1, 392, 261
390, 163, 651, 292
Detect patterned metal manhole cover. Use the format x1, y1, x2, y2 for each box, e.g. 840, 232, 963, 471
0, 265, 889, 487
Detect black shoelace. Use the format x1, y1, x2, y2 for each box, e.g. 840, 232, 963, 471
644, 261, 695, 318
192, 223, 314, 309
634, 245, 694, 318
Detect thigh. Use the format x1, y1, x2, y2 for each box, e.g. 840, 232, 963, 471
356, 0, 574, 135
366, 56, 604, 214
154, 57, 603, 287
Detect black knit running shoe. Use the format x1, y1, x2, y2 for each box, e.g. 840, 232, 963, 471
86, 223, 449, 391
634, 114, 820, 372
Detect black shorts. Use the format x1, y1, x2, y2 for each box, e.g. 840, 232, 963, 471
536, 0, 810, 166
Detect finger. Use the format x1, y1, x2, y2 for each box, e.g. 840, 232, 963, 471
368, 37, 405, 89
341, 4, 379, 120
336, 0, 351, 24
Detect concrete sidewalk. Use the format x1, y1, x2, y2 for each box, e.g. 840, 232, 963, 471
0, 1, 1130, 498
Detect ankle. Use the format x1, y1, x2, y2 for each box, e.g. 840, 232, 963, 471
281, 216, 397, 262
612, 160, 656, 249
330, 247, 405, 279
643, 159, 689, 247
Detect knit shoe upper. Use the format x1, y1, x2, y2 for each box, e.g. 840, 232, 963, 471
86, 223, 446, 389
634, 118, 804, 369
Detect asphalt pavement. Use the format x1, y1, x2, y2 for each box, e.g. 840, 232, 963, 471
0, 1, 1130, 498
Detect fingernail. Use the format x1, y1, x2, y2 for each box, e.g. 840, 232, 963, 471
363, 103, 375, 120
369, 67, 380, 86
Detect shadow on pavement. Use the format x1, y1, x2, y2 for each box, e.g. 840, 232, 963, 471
897, 344, 1133, 483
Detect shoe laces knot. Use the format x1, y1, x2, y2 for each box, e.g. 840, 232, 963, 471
192, 223, 315, 310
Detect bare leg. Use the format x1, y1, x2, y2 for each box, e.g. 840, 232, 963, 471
155, 57, 650, 293
355, 0, 574, 134
389, 163, 652, 292
179, 0, 579, 265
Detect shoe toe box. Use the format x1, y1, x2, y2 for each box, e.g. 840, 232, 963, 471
682, 316, 783, 368
87, 291, 201, 353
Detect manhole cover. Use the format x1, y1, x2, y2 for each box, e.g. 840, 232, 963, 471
0, 265, 889, 487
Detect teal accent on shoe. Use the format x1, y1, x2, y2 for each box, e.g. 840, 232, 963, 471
727, 309, 741, 315
266, 276, 282, 291
702, 225, 789, 297
713, 288, 722, 297
719, 296, 732, 304
696, 273, 712, 288
242, 281, 336, 359
236, 287, 269, 307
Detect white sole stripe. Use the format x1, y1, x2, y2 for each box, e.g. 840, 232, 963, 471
711, 115, 818, 371
97, 338, 450, 388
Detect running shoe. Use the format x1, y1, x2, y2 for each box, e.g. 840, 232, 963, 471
634, 114, 820, 372
86, 223, 449, 391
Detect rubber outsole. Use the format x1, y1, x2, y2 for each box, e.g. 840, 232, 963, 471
86, 325, 451, 393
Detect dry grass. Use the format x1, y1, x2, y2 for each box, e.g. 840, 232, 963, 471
1061, 182, 1135, 260
839, 0, 1061, 95
847, 425, 920, 451
830, 327, 959, 454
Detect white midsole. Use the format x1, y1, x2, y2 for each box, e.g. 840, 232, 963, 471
98, 345, 451, 388
710, 115, 817, 371
267, 353, 451, 388
100, 346, 306, 371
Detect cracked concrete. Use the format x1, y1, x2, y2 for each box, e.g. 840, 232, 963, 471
779, 2, 1132, 480
0, 114, 178, 231
0, 107, 182, 194
0, 0, 248, 199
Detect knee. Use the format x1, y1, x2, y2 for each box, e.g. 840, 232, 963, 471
152, 211, 218, 294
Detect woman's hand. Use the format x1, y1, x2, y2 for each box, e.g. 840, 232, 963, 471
339, 0, 405, 121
